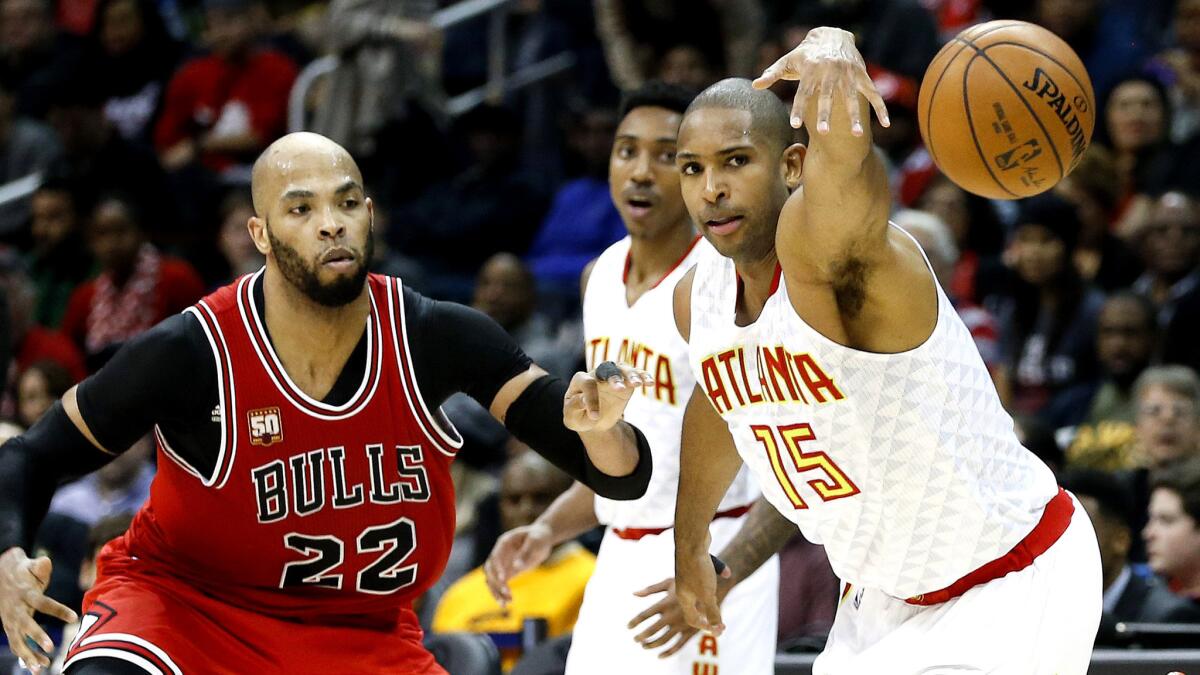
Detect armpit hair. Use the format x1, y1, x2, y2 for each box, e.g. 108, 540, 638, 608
831, 256, 869, 318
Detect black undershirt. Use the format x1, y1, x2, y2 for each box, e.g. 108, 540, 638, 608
75, 276, 532, 477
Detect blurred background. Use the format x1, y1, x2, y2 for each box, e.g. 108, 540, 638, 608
1, 0, 1199, 672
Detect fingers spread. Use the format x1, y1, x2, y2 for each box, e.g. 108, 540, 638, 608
27, 592, 77, 624
659, 629, 697, 658
632, 579, 672, 597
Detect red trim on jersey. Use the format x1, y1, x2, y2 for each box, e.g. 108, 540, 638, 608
612, 503, 753, 540
905, 488, 1074, 606
387, 278, 462, 458
235, 272, 383, 419
622, 235, 703, 288
735, 262, 784, 304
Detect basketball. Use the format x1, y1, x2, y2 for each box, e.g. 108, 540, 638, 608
917, 20, 1096, 200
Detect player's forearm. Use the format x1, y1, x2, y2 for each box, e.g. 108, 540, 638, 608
717, 496, 794, 587
674, 395, 742, 556
0, 404, 110, 552
578, 422, 642, 477
532, 482, 601, 545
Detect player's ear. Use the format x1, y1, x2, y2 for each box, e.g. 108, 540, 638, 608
248, 216, 271, 256
783, 143, 806, 191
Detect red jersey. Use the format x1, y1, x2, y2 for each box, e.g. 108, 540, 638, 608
70, 272, 460, 673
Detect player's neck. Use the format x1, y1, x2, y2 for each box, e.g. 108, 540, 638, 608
733, 249, 780, 324
261, 267, 370, 355
625, 223, 696, 288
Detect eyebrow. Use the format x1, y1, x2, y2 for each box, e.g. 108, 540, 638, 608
615, 134, 678, 144
676, 144, 755, 161
281, 181, 362, 202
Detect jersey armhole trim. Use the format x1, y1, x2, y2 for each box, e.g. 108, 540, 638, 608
388, 279, 464, 458
183, 304, 238, 488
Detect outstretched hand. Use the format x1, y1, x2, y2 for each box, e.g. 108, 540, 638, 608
0, 548, 78, 674
752, 26, 889, 136
564, 362, 654, 434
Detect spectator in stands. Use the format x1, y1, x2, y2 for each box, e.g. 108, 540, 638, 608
1097, 75, 1200, 231
913, 173, 1006, 303
993, 193, 1105, 416
154, 0, 297, 178
434, 452, 594, 671
48, 512, 135, 673
48, 434, 154, 526
0, 248, 86, 382
26, 176, 95, 327
1053, 145, 1144, 291
1133, 190, 1200, 372
1135, 366, 1200, 471
1145, 458, 1200, 603
473, 253, 579, 379
0, 77, 62, 236
593, 0, 763, 90
393, 104, 548, 300
1150, 0, 1200, 144
14, 359, 73, 428
61, 193, 205, 370
44, 72, 177, 234
656, 43, 717, 92
785, 0, 940, 81
894, 209, 1008, 401
1035, 0, 1166, 100
1061, 469, 1200, 647
216, 190, 262, 281
314, 0, 447, 202
1049, 293, 1157, 470
0, 0, 83, 117
85, 0, 185, 145
526, 104, 624, 297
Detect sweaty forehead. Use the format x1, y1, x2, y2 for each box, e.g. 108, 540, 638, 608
616, 106, 683, 142
678, 107, 759, 154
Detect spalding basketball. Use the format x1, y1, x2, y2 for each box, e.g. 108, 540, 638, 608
917, 20, 1095, 200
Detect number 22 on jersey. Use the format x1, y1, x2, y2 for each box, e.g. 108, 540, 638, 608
750, 423, 859, 509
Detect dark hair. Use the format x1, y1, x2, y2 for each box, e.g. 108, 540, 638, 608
1102, 290, 1157, 332
686, 77, 794, 152
21, 360, 77, 397
1150, 458, 1200, 526
618, 80, 695, 120
86, 512, 135, 558
1096, 73, 1171, 150
1015, 191, 1084, 252
92, 191, 146, 230
1060, 468, 1135, 526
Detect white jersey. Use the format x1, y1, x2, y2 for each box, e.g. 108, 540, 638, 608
686, 226, 1059, 599
584, 236, 759, 528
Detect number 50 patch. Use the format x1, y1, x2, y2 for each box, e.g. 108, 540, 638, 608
249, 407, 283, 446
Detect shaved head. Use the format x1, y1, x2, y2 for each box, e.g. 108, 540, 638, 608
251, 132, 363, 217
685, 78, 793, 152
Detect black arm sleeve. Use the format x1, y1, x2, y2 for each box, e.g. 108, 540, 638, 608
0, 403, 112, 552
504, 375, 652, 500
403, 288, 533, 410
75, 313, 214, 457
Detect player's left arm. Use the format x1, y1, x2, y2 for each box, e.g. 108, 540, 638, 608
414, 297, 652, 500
755, 27, 892, 304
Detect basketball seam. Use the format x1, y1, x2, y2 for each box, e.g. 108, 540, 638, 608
922, 21, 1029, 176
960, 51, 1019, 197
952, 36, 1066, 188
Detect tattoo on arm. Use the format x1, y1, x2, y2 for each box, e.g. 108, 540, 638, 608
718, 497, 795, 584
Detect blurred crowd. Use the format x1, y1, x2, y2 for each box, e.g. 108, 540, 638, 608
1, 0, 1200, 671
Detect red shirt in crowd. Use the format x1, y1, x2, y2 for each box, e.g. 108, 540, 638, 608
154, 48, 298, 172
15, 326, 87, 383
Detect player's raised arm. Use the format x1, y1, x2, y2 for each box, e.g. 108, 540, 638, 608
754, 27, 891, 290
